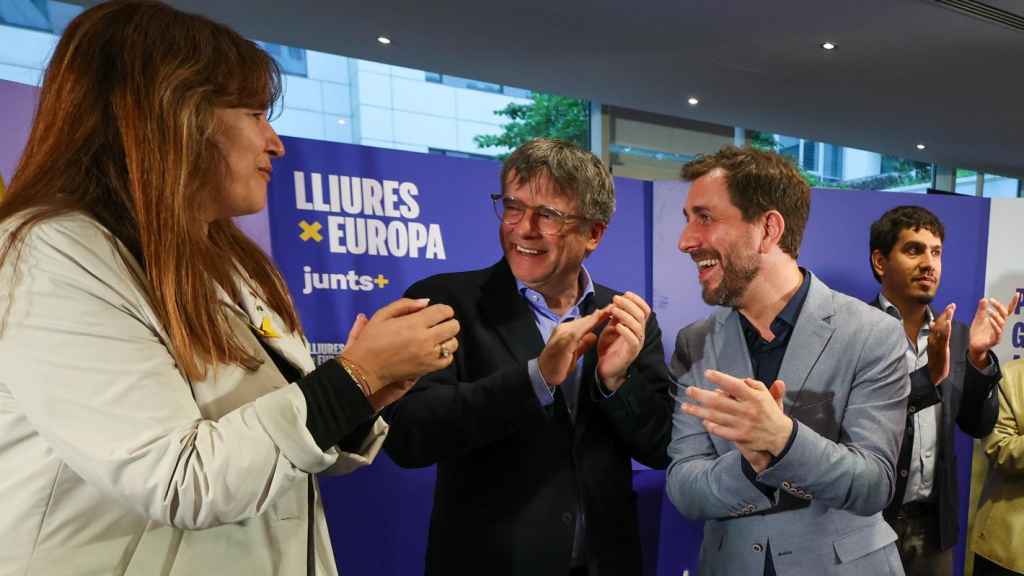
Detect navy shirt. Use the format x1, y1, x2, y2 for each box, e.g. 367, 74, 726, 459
737, 269, 810, 493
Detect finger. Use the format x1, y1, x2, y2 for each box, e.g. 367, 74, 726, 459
704, 369, 755, 400
686, 385, 745, 416
613, 322, 642, 350
703, 420, 744, 443
987, 308, 1006, 330
988, 316, 1003, 337
743, 377, 768, 392
613, 293, 649, 323
372, 297, 432, 320
411, 303, 457, 327
680, 400, 744, 429
346, 312, 368, 344
575, 332, 598, 360
986, 296, 1010, 320
769, 379, 786, 409
428, 317, 461, 341
442, 336, 459, 355
608, 306, 644, 340
561, 306, 612, 339
623, 291, 652, 319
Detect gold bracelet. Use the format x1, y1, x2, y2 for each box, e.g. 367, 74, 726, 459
338, 355, 372, 397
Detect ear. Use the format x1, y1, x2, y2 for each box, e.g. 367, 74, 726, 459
585, 222, 607, 254
870, 249, 887, 281
759, 210, 785, 253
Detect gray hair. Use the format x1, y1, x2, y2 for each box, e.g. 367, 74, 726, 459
500, 138, 615, 224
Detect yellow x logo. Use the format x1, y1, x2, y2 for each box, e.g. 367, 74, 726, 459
298, 220, 323, 242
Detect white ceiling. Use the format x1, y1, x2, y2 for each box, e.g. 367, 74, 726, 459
76, 0, 1024, 178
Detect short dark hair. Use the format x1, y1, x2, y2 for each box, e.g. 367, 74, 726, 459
868, 205, 945, 282
681, 146, 810, 258
500, 138, 615, 224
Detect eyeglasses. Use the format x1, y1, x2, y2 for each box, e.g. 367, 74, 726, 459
490, 194, 587, 236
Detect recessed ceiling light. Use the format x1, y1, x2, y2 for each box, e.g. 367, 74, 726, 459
821, 41, 836, 51
687, 96, 700, 106
377, 36, 392, 45
337, 118, 347, 125
916, 143, 926, 150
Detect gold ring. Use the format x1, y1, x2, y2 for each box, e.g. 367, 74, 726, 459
439, 343, 450, 359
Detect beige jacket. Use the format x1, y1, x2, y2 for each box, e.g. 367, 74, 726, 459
972, 358, 1024, 573
0, 213, 386, 575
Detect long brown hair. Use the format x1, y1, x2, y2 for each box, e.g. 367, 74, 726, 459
0, 0, 300, 381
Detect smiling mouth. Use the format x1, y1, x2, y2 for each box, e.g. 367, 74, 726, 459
513, 244, 544, 256
257, 168, 272, 180
694, 257, 720, 280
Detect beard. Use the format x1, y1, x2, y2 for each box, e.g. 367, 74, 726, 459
699, 245, 761, 307
911, 290, 936, 305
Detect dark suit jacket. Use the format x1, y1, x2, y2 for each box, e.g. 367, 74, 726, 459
872, 298, 1000, 551
383, 260, 674, 576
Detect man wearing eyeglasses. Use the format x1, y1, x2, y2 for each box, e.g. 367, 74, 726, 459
383, 138, 674, 576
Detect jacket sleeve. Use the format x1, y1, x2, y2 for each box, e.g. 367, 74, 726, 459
381, 280, 547, 468
983, 365, 1024, 476
665, 324, 775, 520
956, 350, 1001, 439
595, 311, 675, 469
755, 315, 910, 515
0, 219, 343, 529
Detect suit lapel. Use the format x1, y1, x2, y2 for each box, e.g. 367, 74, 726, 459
712, 308, 754, 381
479, 260, 546, 364
232, 276, 316, 376
777, 273, 836, 409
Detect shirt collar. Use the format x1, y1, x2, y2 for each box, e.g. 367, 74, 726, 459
877, 292, 934, 326
516, 265, 595, 320
775, 268, 811, 330
739, 268, 810, 346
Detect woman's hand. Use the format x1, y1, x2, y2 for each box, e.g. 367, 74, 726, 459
339, 298, 459, 398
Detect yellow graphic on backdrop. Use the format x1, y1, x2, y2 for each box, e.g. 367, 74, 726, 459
298, 220, 323, 242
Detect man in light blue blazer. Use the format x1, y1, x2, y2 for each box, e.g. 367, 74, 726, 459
665, 146, 910, 575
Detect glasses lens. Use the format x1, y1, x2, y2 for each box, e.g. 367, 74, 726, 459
535, 208, 565, 235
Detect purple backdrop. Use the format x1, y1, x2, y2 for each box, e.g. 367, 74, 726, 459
0, 79, 37, 189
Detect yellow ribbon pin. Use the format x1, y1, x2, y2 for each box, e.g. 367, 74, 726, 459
258, 316, 281, 338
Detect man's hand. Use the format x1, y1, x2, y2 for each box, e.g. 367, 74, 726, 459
538, 307, 610, 386
595, 292, 650, 392
927, 303, 955, 386
968, 293, 1021, 369
682, 370, 793, 468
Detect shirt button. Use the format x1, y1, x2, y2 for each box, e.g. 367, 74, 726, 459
909, 406, 916, 413
782, 481, 792, 490
752, 543, 764, 553
900, 469, 909, 478
561, 512, 573, 525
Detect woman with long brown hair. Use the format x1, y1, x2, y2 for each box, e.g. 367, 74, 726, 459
0, 2, 458, 574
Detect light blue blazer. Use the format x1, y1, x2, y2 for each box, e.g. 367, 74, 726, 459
666, 272, 910, 575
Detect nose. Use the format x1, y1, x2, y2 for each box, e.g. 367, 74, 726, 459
678, 221, 698, 253
265, 120, 285, 158
920, 251, 935, 270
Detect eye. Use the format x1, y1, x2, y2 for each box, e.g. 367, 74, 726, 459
503, 200, 525, 214
537, 208, 561, 222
